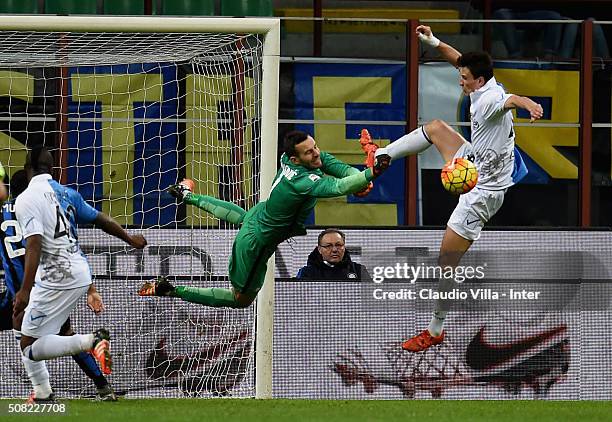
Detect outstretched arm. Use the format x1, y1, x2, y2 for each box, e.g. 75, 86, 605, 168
320, 152, 361, 178
504, 95, 544, 123
416, 25, 462, 67
94, 212, 147, 249
307, 168, 376, 198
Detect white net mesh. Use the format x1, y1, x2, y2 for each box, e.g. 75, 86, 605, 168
0, 30, 265, 398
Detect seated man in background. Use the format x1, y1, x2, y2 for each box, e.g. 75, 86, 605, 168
297, 228, 369, 281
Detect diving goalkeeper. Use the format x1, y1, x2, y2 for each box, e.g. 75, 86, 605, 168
138, 130, 389, 308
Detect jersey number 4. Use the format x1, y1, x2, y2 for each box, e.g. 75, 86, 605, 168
54, 205, 77, 242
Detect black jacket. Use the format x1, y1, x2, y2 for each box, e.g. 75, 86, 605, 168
296, 248, 369, 281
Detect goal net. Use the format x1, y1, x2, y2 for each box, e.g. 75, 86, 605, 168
0, 16, 279, 399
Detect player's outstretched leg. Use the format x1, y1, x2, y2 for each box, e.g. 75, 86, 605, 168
138, 276, 253, 308
91, 329, 112, 375
168, 182, 247, 225
374, 120, 466, 163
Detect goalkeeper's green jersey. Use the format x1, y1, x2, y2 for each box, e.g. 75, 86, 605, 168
243, 152, 374, 244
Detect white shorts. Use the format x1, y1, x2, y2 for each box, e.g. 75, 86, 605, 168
447, 186, 505, 241
21, 284, 90, 338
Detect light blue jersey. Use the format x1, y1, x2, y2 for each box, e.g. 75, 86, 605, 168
15, 174, 98, 290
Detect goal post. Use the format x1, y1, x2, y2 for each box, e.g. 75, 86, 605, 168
0, 16, 279, 399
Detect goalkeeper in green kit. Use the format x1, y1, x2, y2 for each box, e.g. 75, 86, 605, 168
138, 129, 389, 308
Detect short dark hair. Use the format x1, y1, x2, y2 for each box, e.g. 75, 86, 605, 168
10, 169, 28, 198
318, 228, 346, 246
283, 130, 309, 157
457, 51, 494, 82
25, 146, 54, 174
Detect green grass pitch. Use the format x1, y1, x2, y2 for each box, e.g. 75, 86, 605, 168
1, 399, 611, 421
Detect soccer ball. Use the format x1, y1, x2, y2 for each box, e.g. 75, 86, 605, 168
440, 158, 478, 195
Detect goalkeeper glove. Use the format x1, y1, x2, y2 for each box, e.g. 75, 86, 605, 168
354, 181, 374, 198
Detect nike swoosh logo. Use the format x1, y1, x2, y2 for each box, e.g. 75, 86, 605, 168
466, 219, 480, 226
465, 325, 567, 371
30, 313, 47, 321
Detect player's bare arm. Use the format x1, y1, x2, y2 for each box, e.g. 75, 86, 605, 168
13, 234, 42, 317
503, 95, 544, 122
94, 212, 147, 249
416, 25, 461, 67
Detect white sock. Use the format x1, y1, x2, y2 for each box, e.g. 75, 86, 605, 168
427, 310, 447, 337
28, 334, 94, 361
22, 352, 52, 398
375, 126, 432, 160
15, 329, 52, 397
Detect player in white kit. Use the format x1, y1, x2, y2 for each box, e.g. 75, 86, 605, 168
366, 25, 544, 352
12, 147, 147, 401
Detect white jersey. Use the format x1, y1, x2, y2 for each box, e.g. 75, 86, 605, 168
15, 174, 99, 290
469, 76, 515, 190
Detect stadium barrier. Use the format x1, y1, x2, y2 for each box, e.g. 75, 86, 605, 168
0, 228, 609, 400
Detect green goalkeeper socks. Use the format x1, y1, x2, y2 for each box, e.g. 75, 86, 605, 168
184, 194, 246, 225
175, 286, 242, 308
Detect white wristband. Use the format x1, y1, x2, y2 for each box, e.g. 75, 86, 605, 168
418, 32, 440, 48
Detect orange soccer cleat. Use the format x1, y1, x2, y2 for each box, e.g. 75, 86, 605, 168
360, 129, 390, 177
402, 329, 445, 352
359, 128, 378, 167
138, 276, 176, 297
92, 328, 112, 375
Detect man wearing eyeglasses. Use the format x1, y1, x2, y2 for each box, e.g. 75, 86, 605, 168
297, 228, 369, 281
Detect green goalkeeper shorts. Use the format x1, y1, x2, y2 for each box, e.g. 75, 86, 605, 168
229, 225, 277, 295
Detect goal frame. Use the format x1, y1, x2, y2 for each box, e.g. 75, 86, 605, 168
0, 15, 279, 399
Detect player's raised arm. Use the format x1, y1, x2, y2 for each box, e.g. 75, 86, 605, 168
503, 95, 544, 123
416, 25, 462, 67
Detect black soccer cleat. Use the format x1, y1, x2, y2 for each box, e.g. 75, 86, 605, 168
167, 184, 191, 200
373, 153, 391, 176
95, 384, 118, 402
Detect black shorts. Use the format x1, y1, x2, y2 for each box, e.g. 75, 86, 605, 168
0, 291, 14, 331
